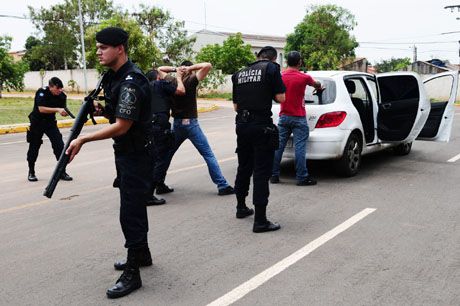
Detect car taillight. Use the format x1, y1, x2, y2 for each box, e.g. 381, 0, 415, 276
315, 111, 347, 128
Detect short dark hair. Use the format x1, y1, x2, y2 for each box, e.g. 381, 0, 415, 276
146, 69, 158, 82
181, 60, 193, 66
49, 77, 63, 88
257, 46, 277, 61
287, 51, 302, 67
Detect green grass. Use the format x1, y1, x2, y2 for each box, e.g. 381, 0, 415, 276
0, 97, 83, 125
198, 92, 232, 100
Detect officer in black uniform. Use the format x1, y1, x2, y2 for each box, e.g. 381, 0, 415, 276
145, 67, 185, 205
65, 27, 153, 299
232, 46, 286, 233
26, 77, 73, 182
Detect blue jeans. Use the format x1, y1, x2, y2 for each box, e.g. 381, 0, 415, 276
164, 118, 229, 190
272, 115, 310, 181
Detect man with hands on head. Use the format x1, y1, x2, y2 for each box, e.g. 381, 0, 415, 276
159, 61, 235, 196
145, 65, 185, 204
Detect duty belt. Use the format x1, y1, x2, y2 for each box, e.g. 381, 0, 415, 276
236, 110, 272, 124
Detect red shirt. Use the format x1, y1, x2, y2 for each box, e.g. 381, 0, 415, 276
280, 69, 315, 117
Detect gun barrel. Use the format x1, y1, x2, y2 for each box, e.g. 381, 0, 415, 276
43, 101, 92, 198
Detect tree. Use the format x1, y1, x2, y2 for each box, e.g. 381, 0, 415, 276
0, 36, 28, 98
133, 4, 196, 65
375, 57, 411, 72
195, 33, 255, 90
28, 0, 118, 69
285, 4, 358, 70
85, 14, 161, 72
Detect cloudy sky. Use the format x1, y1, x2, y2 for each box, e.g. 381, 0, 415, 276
2, 0, 460, 65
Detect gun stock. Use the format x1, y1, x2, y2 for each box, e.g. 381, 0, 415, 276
43, 75, 105, 198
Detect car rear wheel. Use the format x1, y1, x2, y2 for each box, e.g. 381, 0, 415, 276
336, 133, 362, 177
393, 142, 412, 156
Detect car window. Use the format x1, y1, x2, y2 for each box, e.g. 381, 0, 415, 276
424, 74, 454, 103
366, 77, 379, 103
378, 75, 419, 103
304, 77, 336, 105
344, 78, 372, 103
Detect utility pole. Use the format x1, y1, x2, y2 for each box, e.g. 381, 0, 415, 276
444, 5, 460, 67
203, 1, 207, 30
78, 0, 88, 94
413, 45, 417, 62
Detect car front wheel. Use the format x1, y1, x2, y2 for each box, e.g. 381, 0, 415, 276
336, 133, 362, 177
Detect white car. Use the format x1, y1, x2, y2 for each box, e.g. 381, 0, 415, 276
272, 70, 459, 176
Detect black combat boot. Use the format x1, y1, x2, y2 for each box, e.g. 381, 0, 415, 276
28, 163, 37, 182
253, 206, 280, 233
146, 195, 166, 206
114, 246, 152, 271
156, 182, 174, 194
107, 249, 142, 299
28, 170, 38, 182
60, 171, 73, 181
236, 198, 254, 219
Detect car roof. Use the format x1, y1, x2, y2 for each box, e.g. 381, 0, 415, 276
306, 70, 374, 78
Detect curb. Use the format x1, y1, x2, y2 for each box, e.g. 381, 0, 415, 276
0, 104, 219, 135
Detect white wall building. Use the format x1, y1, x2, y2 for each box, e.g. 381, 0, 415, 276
191, 29, 287, 66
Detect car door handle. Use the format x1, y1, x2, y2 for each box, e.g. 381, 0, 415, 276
382, 103, 391, 110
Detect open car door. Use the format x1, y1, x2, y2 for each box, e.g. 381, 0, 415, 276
376, 72, 430, 142
417, 71, 459, 142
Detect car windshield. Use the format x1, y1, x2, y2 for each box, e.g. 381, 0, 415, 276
304, 77, 336, 105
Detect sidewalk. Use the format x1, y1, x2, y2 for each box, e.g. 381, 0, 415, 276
0, 100, 219, 135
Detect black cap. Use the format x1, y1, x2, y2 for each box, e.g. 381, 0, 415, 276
49, 77, 63, 89
257, 46, 277, 57
96, 27, 128, 46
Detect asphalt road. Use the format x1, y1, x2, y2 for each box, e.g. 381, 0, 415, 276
1, 103, 459, 306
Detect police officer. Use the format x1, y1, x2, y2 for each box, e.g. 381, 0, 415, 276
66, 27, 152, 299
145, 67, 185, 205
26, 77, 73, 182
232, 46, 286, 233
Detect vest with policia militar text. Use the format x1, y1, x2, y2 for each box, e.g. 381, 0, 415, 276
232, 60, 273, 116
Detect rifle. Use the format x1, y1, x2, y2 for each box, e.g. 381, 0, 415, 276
44, 74, 106, 198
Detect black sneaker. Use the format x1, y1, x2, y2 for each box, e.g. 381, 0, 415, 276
146, 195, 166, 206
156, 183, 174, 194
236, 207, 254, 219
296, 176, 317, 186
218, 186, 235, 196
106, 267, 142, 299
253, 220, 281, 233
28, 171, 38, 182
60, 172, 73, 181
270, 176, 280, 184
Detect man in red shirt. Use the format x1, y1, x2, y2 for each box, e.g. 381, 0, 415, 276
271, 51, 322, 186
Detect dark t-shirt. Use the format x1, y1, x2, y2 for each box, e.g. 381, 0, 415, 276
30, 87, 67, 122
171, 74, 199, 119
150, 79, 177, 114
232, 60, 285, 117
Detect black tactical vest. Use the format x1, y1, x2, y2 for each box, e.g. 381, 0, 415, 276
103, 61, 151, 151
149, 81, 170, 114
233, 60, 272, 116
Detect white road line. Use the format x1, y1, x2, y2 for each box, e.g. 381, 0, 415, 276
447, 153, 460, 163
206, 208, 377, 306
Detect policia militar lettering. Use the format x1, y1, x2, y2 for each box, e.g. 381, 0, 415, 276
26, 77, 73, 182
65, 27, 153, 299
232, 46, 286, 233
